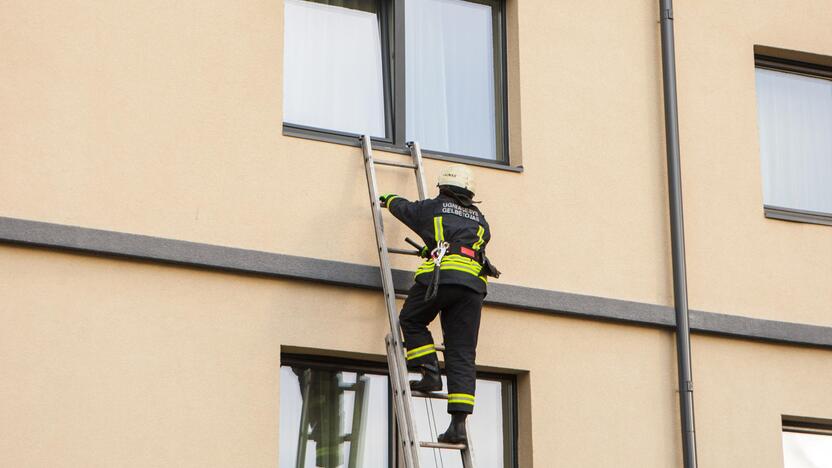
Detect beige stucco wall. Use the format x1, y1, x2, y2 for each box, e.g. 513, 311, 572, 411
674, 0, 832, 326
0, 245, 678, 467
695, 335, 832, 468
2, 1, 832, 465
0, 0, 671, 309
3, 246, 832, 467
1, 0, 830, 327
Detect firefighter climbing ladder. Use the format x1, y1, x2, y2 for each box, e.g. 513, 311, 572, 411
360, 135, 476, 468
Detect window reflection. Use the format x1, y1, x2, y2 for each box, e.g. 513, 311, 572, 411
280, 360, 514, 468
280, 366, 389, 468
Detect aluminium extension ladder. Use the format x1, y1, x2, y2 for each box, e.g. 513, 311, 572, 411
360, 135, 476, 468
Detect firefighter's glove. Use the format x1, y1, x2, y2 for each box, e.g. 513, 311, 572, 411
379, 194, 398, 208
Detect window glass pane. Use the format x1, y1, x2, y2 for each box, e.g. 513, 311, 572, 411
283, 0, 386, 137
755, 68, 832, 214
783, 431, 832, 468
279, 366, 389, 468
406, 0, 498, 160
411, 374, 508, 468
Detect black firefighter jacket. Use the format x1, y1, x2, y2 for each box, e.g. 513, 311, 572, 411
386, 193, 491, 295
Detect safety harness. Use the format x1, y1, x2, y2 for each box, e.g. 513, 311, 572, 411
418, 216, 500, 301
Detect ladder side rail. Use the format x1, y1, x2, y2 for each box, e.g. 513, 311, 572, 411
408, 142, 429, 201
361, 136, 405, 343
461, 419, 477, 468
295, 369, 312, 468
375, 151, 426, 466
362, 135, 421, 467
392, 337, 422, 465
386, 336, 420, 468
347, 375, 369, 468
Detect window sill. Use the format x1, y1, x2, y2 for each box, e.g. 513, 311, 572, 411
282, 124, 523, 173
764, 205, 832, 227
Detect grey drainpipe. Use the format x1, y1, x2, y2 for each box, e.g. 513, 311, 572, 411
658, 1, 698, 467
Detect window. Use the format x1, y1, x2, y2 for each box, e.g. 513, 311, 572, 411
782, 417, 832, 468
279, 355, 517, 468
754, 54, 832, 226
283, 0, 388, 138
282, 0, 509, 165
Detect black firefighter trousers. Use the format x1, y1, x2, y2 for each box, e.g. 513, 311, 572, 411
399, 282, 484, 414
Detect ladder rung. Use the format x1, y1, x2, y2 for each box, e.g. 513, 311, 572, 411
411, 391, 448, 400
395, 293, 408, 300
434, 344, 445, 352
388, 247, 421, 256
420, 441, 466, 450
375, 159, 417, 169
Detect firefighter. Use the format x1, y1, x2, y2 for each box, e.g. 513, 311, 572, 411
379, 164, 499, 445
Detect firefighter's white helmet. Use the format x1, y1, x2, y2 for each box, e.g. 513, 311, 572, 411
437, 165, 475, 194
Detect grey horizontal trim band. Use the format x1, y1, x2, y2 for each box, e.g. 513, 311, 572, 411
764, 205, 832, 227
2, 216, 832, 349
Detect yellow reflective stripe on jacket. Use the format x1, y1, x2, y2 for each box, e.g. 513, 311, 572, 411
415, 257, 480, 274
433, 216, 444, 242
413, 255, 486, 283
443, 254, 481, 267
416, 260, 436, 274
472, 225, 485, 251
445, 254, 478, 263
440, 266, 487, 283
414, 268, 487, 284
442, 255, 482, 274
447, 393, 475, 405
440, 262, 480, 275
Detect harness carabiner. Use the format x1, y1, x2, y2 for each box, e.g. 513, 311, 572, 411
425, 242, 449, 301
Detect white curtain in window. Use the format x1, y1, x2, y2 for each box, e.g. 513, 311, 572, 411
782, 431, 832, 468
283, 0, 386, 137
406, 0, 497, 160
755, 68, 832, 214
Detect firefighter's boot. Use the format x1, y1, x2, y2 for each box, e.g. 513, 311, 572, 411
409, 363, 442, 392
438, 412, 468, 444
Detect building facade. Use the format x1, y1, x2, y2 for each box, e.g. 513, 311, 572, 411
1, 0, 831, 467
